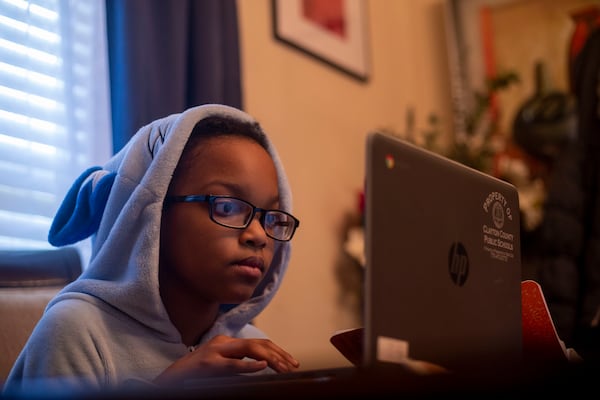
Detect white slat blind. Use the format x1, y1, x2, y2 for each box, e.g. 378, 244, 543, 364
0, 0, 111, 251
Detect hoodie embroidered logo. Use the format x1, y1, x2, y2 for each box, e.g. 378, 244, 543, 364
147, 125, 166, 159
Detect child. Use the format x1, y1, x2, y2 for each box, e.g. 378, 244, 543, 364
3, 104, 301, 395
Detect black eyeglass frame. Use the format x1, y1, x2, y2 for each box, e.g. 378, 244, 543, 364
165, 194, 300, 242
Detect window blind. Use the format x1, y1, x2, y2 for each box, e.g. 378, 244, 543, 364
0, 0, 111, 251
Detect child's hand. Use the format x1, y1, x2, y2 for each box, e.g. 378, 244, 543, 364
154, 335, 300, 385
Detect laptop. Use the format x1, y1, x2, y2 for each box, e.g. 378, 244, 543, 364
363, 131, 523, 373
182, 131, 523, 393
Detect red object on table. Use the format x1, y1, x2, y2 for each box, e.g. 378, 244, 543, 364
521, 280, 568, 366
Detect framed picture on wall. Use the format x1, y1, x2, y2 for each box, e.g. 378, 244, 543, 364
272, 0, 370, 82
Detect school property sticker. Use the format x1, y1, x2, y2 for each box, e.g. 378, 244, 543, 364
482, 191, 516, 262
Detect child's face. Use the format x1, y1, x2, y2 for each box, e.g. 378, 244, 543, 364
159, 135, 280, 306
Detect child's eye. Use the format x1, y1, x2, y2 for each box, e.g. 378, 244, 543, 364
213, 199, 247, 217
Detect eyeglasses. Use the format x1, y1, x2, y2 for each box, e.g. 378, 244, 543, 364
165, 194, 300, 242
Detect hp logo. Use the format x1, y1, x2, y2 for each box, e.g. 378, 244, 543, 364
448, 242, 469, 286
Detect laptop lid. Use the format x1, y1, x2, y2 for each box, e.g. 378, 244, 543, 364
363, 132, 523, 373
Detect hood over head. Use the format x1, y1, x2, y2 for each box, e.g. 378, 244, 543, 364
46, 104, 294, 344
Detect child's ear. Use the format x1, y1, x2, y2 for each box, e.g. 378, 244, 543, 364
48, 166, 116, 246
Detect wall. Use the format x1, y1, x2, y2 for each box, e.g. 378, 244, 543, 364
237, 0, 453, 370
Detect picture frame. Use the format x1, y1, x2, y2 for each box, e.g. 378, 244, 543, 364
272, 0, 370, 82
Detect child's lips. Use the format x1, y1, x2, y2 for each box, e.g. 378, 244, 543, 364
237, 256, 265, 272
233, 256, 265, 279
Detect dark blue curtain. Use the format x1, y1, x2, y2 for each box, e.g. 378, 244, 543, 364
106, 0, 242, 153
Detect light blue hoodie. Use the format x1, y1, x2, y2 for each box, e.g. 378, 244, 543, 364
3, 104, 294, 396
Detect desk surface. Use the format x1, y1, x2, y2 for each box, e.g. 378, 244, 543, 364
95, 362, 598, 400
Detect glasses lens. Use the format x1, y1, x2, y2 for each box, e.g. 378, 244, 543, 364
211, 197, 253, 228
264, 211, 297, 241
